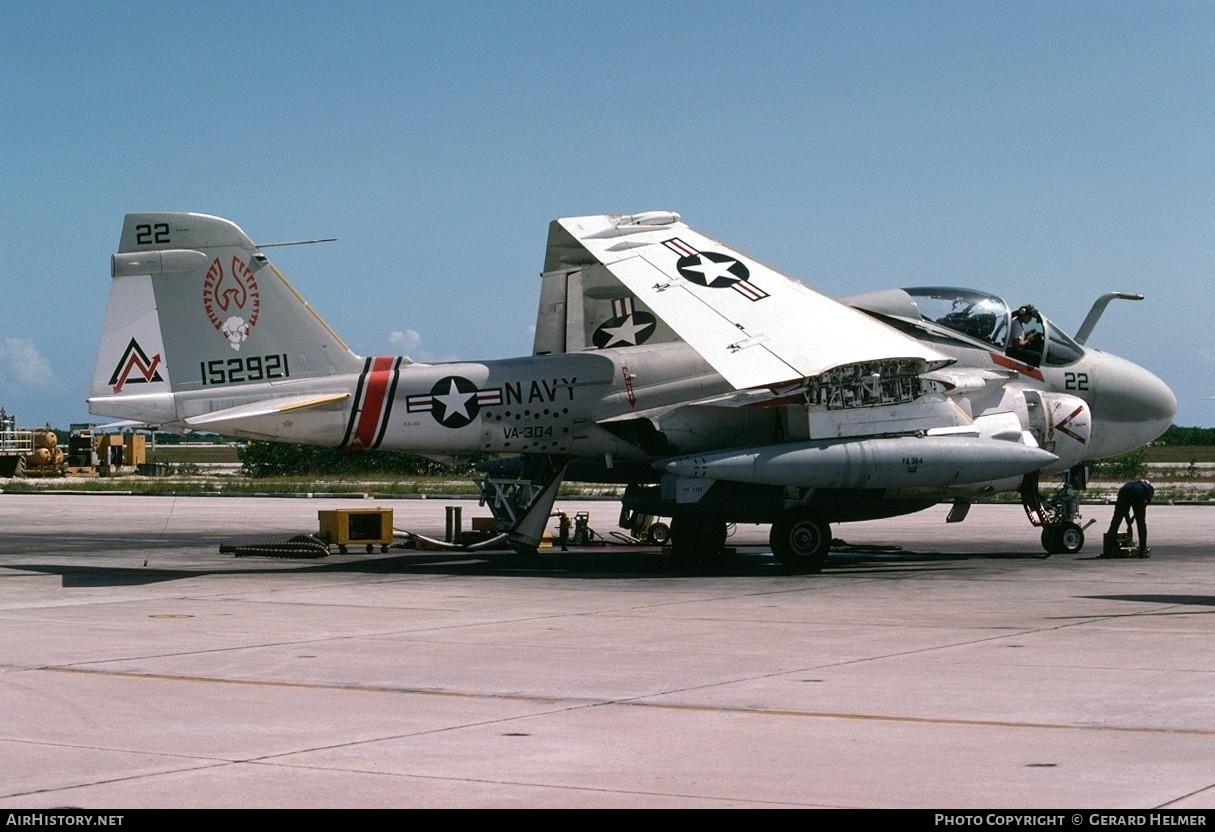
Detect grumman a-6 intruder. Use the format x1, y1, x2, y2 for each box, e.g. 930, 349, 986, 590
89, 212, 1176, 570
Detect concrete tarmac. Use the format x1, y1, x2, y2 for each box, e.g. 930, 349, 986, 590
1, 494, 1213, 808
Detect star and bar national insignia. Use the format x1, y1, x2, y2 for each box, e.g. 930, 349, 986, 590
592, 297, 657, 348
406, 376, 503, 429
662, 238, 769, 301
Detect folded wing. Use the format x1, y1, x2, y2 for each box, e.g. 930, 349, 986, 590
549, 213, 951, 389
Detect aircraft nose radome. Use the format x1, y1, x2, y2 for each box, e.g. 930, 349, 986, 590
1101, 356, 1177, 422
1088, 355, 1177, 458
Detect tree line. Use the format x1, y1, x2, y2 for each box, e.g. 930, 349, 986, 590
238, 441, 484, 478
1158, 425, 1215, 446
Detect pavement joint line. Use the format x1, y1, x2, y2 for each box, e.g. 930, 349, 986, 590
33, 666, 1215, 738
0, 696, 825, 808
0, 735, 232, 765
0, 760, 232, 803
40, 666, 570, 704
611, 699, 1215, 735
1155, 781, 1215, 809
595, 600, 1215, 720
788, 598, 1215, 674
26, 610, 639, 670
240, 759, 826, 807
0, 746, 831, 808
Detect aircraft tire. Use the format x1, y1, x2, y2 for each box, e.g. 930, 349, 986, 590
1040, 528, 1060, 556
1058, 523, 1085, 554
770, 511, 831, 573
646, 522, 670, 546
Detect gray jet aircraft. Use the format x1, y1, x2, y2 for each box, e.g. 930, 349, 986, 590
90, 212, 1176, 569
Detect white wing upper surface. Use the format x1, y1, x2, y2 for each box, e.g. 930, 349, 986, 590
556, 213, 950, 389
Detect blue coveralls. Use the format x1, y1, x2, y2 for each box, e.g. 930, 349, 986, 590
1106, 479, 1154, 554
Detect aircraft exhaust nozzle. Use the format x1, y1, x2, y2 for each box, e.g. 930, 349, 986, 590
660, 436, 1057, 490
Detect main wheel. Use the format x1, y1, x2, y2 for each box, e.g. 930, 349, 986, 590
770, 511, 831, 572
1040, 527, 1060, 555
646, 521, 670, 546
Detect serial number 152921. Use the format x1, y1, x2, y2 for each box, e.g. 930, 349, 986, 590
199, 354, 290, 385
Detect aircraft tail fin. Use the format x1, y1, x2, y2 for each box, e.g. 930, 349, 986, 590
90, 213, 363, 424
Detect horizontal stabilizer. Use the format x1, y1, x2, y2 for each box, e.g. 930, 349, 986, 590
184, 393, 350, 428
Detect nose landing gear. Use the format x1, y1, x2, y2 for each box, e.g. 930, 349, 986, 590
1021, 466, 1093, 556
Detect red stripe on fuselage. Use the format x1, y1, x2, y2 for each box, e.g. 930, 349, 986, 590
352, 356, 395, 449
990, 353, 1044, 381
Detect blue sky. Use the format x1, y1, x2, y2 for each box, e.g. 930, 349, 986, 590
2, 1, 1212, 427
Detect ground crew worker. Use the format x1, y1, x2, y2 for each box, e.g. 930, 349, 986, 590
1105, 479, 1154, 557
557, 511, 571, 552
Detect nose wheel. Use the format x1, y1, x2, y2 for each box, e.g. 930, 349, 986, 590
1041, 522, 1085, 555
1022, 469, 1089, 556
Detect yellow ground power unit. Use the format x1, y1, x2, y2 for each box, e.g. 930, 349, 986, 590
318, 508, 394, 553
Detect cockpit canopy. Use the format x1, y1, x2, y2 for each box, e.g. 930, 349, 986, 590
905, 287, 1011, 348
846, 286, 1086, 367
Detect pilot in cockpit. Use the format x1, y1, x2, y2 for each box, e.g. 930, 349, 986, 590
1007, 304, 1044, 364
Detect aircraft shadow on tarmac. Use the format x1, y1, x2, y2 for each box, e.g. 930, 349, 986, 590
0, 540, 1055, 587
1075, 594, 1215, 615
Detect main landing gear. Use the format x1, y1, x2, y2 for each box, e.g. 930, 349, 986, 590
769, 508, 831, 573
617, 507, 671, 546
620, 506, 729, 563
662, 509, 832, 572
478, 454, 569, 555
1021, 467, 1091, 556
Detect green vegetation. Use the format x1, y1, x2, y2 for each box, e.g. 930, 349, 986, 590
147, 445, 240, 464
1144, 445, 1215, 464
1090, 449, 1148, 479
237, 441, 486, 478
1158, 426, 1215, 446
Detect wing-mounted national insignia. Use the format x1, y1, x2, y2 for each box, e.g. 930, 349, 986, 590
591, 297, 657, 348
663, 239, 769, 301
